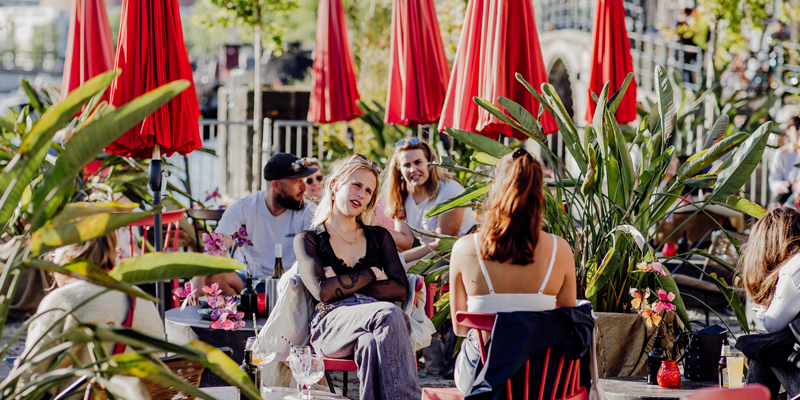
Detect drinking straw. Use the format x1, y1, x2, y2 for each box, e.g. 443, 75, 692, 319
252, 314, 258, 337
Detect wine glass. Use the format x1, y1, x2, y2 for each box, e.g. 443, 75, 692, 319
254, 335, 277, 393
285, 346, 312, 400
299, 354, 325, 399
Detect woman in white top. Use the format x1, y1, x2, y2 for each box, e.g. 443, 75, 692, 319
381, 138, 478, 263
740, 207, 800, 398
449, 149, 576, 393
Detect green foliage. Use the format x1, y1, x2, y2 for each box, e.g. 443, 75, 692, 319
422, 66, 768, 333
0, 74, 260, 400
201, 0, 299, 51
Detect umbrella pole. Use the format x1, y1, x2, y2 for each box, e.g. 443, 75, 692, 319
149, 144, 165, 322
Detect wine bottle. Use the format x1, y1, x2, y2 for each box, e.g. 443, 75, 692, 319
272, 244, 284, 279
240, 276, 257, 320
718, 339, 730, 388
677, 230, 690, 255
239, 348, 261, 394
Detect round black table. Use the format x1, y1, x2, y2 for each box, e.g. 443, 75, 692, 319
165, 305, 267, 387
597, 376, 719, 400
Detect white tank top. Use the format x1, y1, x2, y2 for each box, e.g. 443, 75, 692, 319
466, 234, 558, 313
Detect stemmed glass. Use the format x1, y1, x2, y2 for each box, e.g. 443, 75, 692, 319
299, 354, 325, 399
253, 335, 277, 394
284, 346, 320, 400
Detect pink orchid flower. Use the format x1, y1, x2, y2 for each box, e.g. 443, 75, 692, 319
651, 262, 669, 277
202, 232, 227, 256
175, 281, 196, 311
202, 283, 221, 297
652, 301, 676, 313
657, 288, 676, 302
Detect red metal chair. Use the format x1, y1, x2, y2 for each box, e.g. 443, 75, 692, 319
421, 312, 587, 400
124, 209, 186, 308
679, 384, 770, 400
425, 282, 449, 319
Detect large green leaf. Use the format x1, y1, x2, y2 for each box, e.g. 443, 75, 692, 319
607, 110, 635, 206
712, 122, 772, 200
676, 132, 747, 181
0, 145, 49, 232
109, 252, 243, 285
470, 152, 500, 166
51, 202, 139, 224
586, 249, 621, 299
607, 73, 635, 114
24, 259, 158, 303
20, 79, 45, 115
425, 181, 491, 218
711, 196, 767, 218
30, 209, 157, 256
104, 353, 214, 400
541, 83, 588, 174
593, 83, 610, 159
655, 65, 676, 143
445, 128, 512, 158
431, 156, 490, 178
683, 174, 717, 188
515, 73, 556, 118
702, 115, 729, 150
29, 80, 191, 231
472, 97, 528, 133
497, 97, 545, 142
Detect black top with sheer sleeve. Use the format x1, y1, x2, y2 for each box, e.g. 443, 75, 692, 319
294, 223, 409, 304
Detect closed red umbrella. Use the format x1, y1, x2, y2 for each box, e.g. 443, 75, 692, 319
62, 0, 115, 101
106, 0, 201, 159
106, 0, 201, 317
439, 0, 557, 140
307, 0, 361, 124
584, 0, 638, 124
385, 0, 450, 127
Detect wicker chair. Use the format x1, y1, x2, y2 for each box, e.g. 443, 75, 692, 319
88, 356, 205, 400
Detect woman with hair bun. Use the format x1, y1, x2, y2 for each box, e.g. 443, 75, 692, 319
448, 149, 577, 393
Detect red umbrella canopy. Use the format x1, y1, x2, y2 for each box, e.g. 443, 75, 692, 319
584, 0, 638, 124
106, 0, 201, 159
61, 0, 115, 100
439, 0, 557, 140
385, 0, 450, 127
307, 0, 361, 124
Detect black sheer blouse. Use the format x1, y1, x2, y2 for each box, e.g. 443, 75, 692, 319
294, 223, 409, 304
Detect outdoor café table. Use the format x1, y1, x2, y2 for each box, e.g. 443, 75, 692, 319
165, 305, 267, 386
597, 376, 718, 400
200, 386, 348, 400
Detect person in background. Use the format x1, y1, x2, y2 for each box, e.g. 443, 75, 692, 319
193, 153, 316, 296
381, 138, 477, 263
295, 154, 420, 400
12, 233, 163, 398
739, 207, 800, 398
305, 158, 324, 204
449, 149, 577, 393
769, 116, 800, 206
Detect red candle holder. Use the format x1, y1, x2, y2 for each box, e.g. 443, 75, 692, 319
657, 360, 681, 387
257, 293, 267, 316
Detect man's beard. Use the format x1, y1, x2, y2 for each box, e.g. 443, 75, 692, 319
275, 191, 304, 210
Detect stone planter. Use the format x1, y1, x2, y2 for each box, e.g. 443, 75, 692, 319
595, 311, 681, 378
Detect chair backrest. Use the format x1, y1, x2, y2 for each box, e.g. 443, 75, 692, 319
679, 383, 770, 400
455, 311, 584, 400
89, 356, 205, 400
186, 209, 226, 253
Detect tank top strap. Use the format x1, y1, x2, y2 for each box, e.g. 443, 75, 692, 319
473, 234, 495, 294
539, 234, 558, 294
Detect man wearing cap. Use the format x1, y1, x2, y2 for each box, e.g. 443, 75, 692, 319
193, 153, 317, 295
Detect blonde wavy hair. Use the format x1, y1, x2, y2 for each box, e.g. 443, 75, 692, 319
311, 155, 382, 227
382, 139, 453, 220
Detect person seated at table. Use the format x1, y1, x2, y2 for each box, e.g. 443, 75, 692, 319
193, 153, 316, 296
304, 158, 324, 205
768, 116, 800, 206
381, 138, 477, 262
12, 233, 163, 398
448, 149, 577, 393
740, 207, 800, 398
295, 154, 421, 400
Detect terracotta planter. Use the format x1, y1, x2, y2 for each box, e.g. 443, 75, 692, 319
595, 311, 681, 378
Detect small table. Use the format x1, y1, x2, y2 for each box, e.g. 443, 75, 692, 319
597, 376, 718, 400
165, 305, 267, 386
201, 386, 348, 400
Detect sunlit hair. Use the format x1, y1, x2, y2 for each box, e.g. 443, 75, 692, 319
311, 156, 382, 227
307, 158, 322, 170
57, 232, 119, 271
382, 139, 453, 220
479, 149, 544, 265
740, 207, 800, 306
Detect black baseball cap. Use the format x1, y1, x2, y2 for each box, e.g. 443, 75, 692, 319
263, 153, 319, 181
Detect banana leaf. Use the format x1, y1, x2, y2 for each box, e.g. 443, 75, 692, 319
712, 122, 772, 200
424, 181, 490, 218
109, 253, 244, 285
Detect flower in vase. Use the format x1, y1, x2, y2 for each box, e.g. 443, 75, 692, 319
650, 262, 669, 277
640, 305, 663, 329
202, 232, 227, 256
174, 281, 196, 311
634, 262, 669, 277
652, 288, 677, 313
203, 283, 221, 297
630, 287, 650, 310
210, 296, 246, 331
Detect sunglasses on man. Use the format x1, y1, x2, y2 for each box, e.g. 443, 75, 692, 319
305, 176, 323, 185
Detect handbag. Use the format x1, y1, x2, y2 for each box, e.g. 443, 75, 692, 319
673, 321, 728, 381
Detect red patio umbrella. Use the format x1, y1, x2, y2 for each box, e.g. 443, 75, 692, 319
385, 0, 450, 127
61, 0, 115, 100
106, 0, 201, 318
439, 0, 557, 140
584, 0, 638, 124
307, 0, 361, 124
